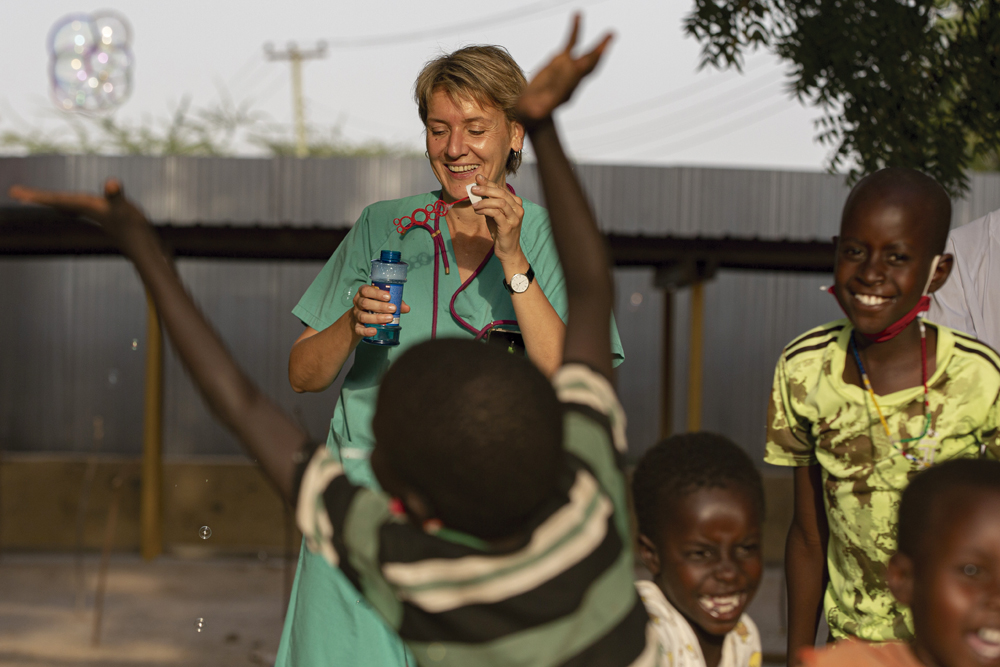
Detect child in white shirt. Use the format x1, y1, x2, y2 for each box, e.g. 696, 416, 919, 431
632, 433, 764, 667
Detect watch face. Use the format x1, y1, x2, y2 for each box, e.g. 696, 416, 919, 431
510, 273, 530, 293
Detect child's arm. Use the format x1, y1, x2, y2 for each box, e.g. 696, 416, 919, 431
516, 15, 614, 379
785, 464, 830, 665
8, 181, 307, 504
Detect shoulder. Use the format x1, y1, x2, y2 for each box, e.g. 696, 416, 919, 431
799, 639, 917, 667
554, 364, 626, 455
940, 324, 1000, 378
520, 196, 548, 221
774, 320, 849, 389
782, 319, 849, 361
518, 197, 553, 244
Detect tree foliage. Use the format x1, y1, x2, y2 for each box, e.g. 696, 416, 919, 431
685, 0, 1000, 195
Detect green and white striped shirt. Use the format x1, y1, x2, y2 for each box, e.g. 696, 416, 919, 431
297, 363, 658, 667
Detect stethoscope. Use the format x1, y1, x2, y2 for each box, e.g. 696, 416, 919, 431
393, 189, 518, 341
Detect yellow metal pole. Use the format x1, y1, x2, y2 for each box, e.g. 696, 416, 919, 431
141, 290, 163, 560
686, 281, 704, 432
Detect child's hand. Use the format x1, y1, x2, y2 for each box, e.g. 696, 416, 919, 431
9, 179, 149, 246
515, 14, 612, 128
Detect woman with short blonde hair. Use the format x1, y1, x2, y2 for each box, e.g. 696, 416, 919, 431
280, 42, 624, 667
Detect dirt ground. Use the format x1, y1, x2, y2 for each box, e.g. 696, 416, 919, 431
0, 553, 290, 667
0, 554, 789, 666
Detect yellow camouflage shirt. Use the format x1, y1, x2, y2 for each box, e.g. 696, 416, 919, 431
765, 319, 1000, 641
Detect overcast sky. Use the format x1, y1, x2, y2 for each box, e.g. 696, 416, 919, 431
4, 1, 835, 172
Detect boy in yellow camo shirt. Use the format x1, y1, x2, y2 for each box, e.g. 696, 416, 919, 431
765, 168, 1000, 659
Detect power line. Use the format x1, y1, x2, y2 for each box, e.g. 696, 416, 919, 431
323, 0, 603, 48
631, 98, 797, 159
563, 57, 772, 129
569, 70, 783, 138
576, 78, 786, 152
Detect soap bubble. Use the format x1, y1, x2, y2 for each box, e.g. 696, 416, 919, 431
629, 292, 643, 307
108, 369, 118, 385
195, 617, 204, 632
48, 11, 133, 113
198, 526, 212, 540
427, 643, 447, 661
131, 338, 138, 351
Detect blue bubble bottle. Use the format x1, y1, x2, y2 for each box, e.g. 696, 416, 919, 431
363, 250, 408, 346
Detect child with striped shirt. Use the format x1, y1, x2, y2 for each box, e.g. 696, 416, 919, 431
10, 15, 657, 666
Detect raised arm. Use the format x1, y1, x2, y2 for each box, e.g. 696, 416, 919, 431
9, 182, 306, 504
517, 15, 614, 379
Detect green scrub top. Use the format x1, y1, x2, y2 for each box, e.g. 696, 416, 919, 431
276, 190, 625, 667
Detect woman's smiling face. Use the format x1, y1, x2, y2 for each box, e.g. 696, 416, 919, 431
424, 88, 523, 203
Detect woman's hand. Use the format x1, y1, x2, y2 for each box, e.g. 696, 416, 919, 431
515, 14, 613, 129
470, 173, 527, 266
350, 284, 410, 339
9, 180, 149, 248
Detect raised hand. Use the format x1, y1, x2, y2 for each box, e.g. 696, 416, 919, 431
10, 178, 305, 502
9, 180, 149, 250
515, 14, 613, 128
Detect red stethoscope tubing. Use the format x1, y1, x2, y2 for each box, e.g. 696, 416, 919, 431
393, 190, 517, 341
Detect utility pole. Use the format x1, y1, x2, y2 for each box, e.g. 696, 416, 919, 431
264, 41, 327, 158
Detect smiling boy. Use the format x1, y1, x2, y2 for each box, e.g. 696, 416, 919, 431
632, 433, 764, 667
765, 168, 1000, 659
799, 458, 1000, 667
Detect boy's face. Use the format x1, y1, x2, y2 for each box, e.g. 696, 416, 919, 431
889, 490, 1000, 667
638, 485, 762, 639
834, 196, 942, 336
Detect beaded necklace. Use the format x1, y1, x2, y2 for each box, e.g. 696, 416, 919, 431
849, 319, 933, 467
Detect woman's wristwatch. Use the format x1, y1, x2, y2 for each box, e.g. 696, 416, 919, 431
503, 265, 535, 294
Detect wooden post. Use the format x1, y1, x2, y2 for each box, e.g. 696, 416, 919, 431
686, 281, 705, 432
660, 290, 674, 439
141, 290, 163, 560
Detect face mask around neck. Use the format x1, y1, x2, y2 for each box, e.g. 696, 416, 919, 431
825, 254, 941, 343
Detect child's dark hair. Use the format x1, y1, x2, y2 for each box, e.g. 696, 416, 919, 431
373, 339, 563, 540
632, 432, 764, 539
843, 167, 952, 254
897, 458, 1000, 558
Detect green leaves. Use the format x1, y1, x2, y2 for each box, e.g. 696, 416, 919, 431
685, 0, 1000, 196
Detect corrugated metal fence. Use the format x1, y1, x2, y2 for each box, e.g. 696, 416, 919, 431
3, 156, 999, 462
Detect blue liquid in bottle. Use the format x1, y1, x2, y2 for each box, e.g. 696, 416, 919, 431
363, 250, 408, 346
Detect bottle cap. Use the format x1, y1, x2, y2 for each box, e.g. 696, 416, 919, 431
380, 250, 401, 263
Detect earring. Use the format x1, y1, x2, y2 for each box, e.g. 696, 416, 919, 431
424, 150, 430, 158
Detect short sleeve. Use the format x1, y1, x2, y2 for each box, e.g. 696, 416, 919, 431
520, 202, 625, 367
553, 363, 626, 454
978, 387, 1000, 460
292, 207, 380, 332
763, 354, 817, 467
